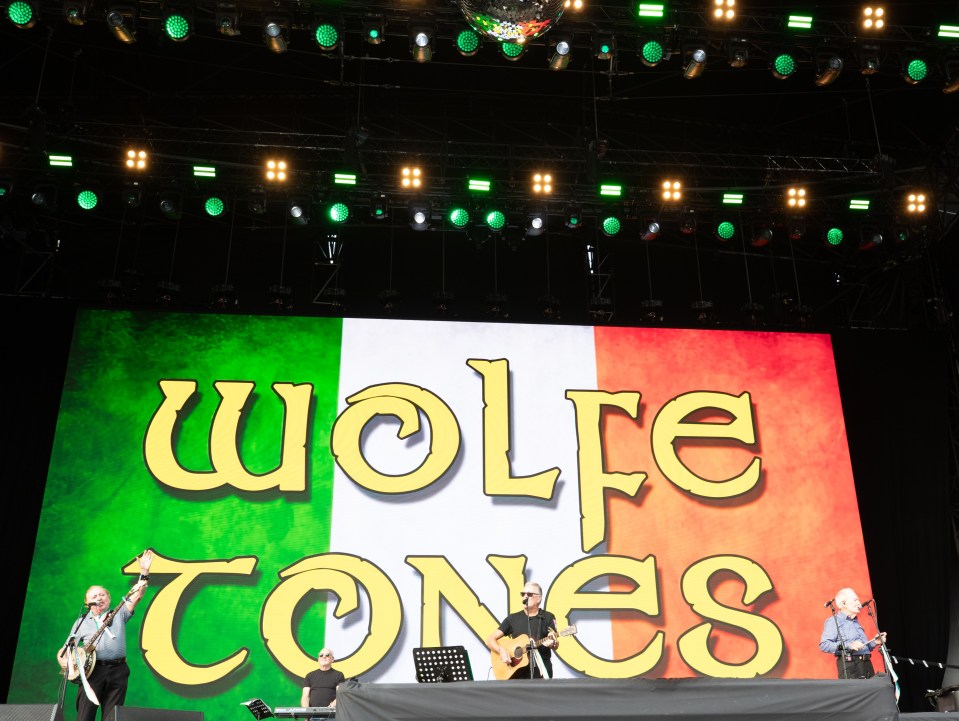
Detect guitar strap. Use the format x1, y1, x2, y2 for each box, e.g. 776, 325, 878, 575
531, 648, 548, 679
72, 647, 100, 706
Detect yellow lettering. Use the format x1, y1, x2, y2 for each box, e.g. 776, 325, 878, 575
548, 555, 663, 678
331, 383, 460, 494
123, 551, 257, 686
261, 553, 402, 680
677, 555, 784, 678
565, 391, 647, 553
651, 391, 760, 498
467, 359, 560, 500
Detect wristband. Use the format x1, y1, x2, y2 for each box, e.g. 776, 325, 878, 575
139, 574, 150, 581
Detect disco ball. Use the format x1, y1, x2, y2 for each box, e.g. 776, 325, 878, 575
458, 0, 567, 42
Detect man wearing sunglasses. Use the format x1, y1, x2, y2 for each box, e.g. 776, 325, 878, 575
486, 582, 559, 679
301, 648, 345, 709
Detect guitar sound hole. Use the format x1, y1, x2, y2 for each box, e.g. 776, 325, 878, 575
511, 646, 522, 659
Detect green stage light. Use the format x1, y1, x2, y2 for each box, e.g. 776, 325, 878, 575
602, 215, 621, 236
204, 196, 225, 217
468, 178, 491, 192
715, 220, 736, 240
501, 41, 525, 61
49, 154, 73, 168
722, 192, 744, 205
448, 206, 470, 228
193, 165, 216, 178
363, 17, 385, 45
7, 0, 37, 28
456, 28, 480, 56
904, 56, 928, 84
825, 227, 844, 246
334, 172, 357, 186
76, 189, 99, 210
486, 209, 506, 231
772, 52, 797, 79
600, 183, 622, 197
164, 12, 191, 41
637, 3, 664, 19
787, 15, 812, 30
849, 199, 870, 211
641, 39, 664, 67
314, 22, 339, 51
939, 24, 959, 39
328, 202, 349, 223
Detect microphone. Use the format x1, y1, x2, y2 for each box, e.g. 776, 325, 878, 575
522, 596, 528, 607
862, 599, 874, 606
824, 599, 835, 608
87, 602, 98, 607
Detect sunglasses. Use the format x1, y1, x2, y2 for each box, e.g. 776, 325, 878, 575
520, 592, 540, 597
319, 653, 333, 658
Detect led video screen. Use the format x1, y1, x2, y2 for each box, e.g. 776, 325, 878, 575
10, 311, 873, 719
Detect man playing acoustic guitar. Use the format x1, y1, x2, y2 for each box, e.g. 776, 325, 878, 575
486, 582, 559, 679
57, 549, 153, 721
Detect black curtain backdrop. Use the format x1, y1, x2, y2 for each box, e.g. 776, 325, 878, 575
1, 297, 953, 712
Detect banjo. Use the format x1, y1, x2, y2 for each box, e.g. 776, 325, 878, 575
57, 580, 146, 683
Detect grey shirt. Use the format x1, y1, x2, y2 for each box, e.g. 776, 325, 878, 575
69, 604, 134, 661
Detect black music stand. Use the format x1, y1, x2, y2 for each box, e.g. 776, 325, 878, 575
241, 699, 275, 720
412, 646, 473, 682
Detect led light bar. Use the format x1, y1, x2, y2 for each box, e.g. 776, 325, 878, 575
193, 165, 216, 178
468, 179, 491, 192
722, 192, 744, 205
788, 15, 812, 29
49, 155, 73, 168
600, 184, 622, 197
849, 199, 870, 211
939, 24, 959, 39
637, 3, 664, 18
334, 172, 357, 186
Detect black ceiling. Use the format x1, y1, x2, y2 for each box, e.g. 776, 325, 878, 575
2, 0, 959, 329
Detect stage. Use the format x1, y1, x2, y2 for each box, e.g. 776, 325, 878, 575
336, 676, 901, 721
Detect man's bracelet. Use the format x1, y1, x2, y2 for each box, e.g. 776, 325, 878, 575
139, 574, 150, 581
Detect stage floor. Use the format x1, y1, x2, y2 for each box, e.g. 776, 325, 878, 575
337, 676, 900, 721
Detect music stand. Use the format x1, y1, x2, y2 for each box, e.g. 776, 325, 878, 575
412, 646, 473, 682
241, 699, 275, 720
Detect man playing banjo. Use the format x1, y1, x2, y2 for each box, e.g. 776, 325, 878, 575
58, 549, 153, 721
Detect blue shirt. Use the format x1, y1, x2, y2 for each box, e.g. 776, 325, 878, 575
819, 613, 875, 656
69, 604, 133, 661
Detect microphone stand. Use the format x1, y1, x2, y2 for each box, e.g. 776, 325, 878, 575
523, 598, 535, 680
57, 604, 95, 721
827, 602, 850, 680
865, 601, 900, 705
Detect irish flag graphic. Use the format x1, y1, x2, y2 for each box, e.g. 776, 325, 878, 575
11, 311, 871, 720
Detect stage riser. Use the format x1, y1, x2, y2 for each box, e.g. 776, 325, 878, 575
0, 705, 58, 721
105, 707, 203, 721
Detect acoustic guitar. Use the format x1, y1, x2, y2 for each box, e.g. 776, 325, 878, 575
490, 624, 577, 680
56, 580, 146, 683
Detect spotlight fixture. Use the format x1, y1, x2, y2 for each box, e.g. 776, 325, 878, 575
106, 5, 137, 44
122, 185, 141, 208
456, 28, 481, 57
72, 187, 99, 211
532, 173, 553, 194
500, 41, 525, 61
526, 206, 546, 237
714, 219, 736, 241
640, 219, 660, 241
6, 0, 38, 29
859, 226, 883, 250
162, 8, 193, 42
640, 38, 665, 67
410, 23, 435, 63
247, 188, 266, 215
410, 201, 431, 230
158, 191, 182, 220
661, 179, 682, 202
679, 208, 697, 234
263, 15, 289, 54
750, 222, 773, 247
600, 214, 622, 237
124, 148, 148, 170
549, 33, 572, 70
564, 204, 582, 229
770, 50, 797, 79
861, 5, 884, 31
327, 202, 350, 224
370, 193, 389, 220
902, 52, 928, 85
203, 193, 226, 217
786, 186, 807, 209
944, 58, 959, 94
313, 19, 340, 52
787, 220, 806, 240
401, 165, 423, 189
859, 45, 879, 75
265, 159, 287, 182
215, 4, 240, 36
814, 51, 843, 86
447, 204, 470, 229
711, 0, 735, 22
683, 47, 707, 79
905, 192, 927, 214
485, 208, 507, 232
63, 0, 88, 25
593, 33, 614, 60
565, 0, 584, 11
288, 198, 310, 225
823, 226, 845, 247
363, 17, 385, 45
727, 38, 748, 68
31, 184, 57, 210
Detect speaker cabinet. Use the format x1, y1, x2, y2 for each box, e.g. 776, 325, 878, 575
0, 706, 59, 721
105, 708, 203, 721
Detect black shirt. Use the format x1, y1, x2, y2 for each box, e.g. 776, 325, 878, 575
303, 668, 345, 707
498, 609, 558, 678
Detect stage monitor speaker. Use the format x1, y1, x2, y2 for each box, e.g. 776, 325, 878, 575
104, 707, 203, 721
0, 705, 59, 721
